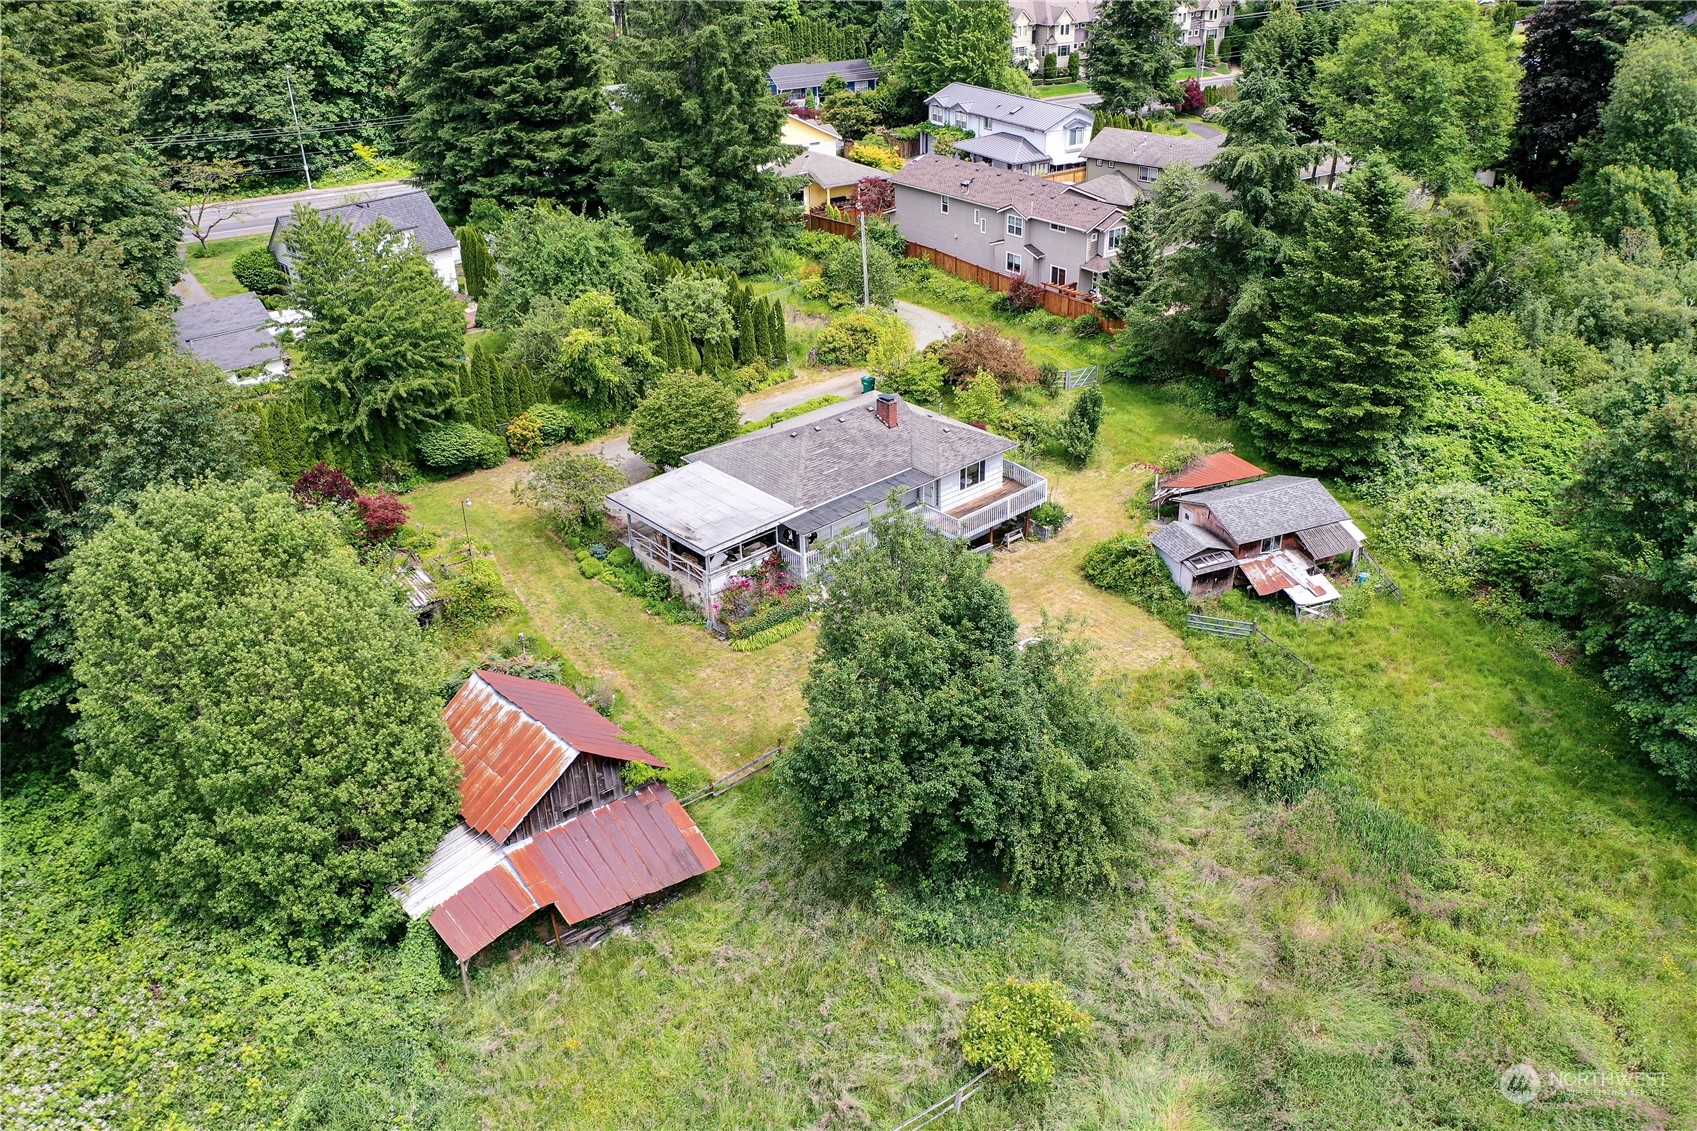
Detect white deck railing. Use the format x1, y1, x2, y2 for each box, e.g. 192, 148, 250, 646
922, 461, 1048, 539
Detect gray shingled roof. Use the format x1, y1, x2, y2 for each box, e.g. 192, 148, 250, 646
272, 188, 456, 258
893, 154, 1123, 231
1149, 520, 1231, 563
927, 83, 1089, 133
778, 150, 887, 188
1182, 476, 1351, 543
1009, 0, 1098, 25
771, 59, 877, 91
953, 132, 1051, 167
1075, 172, 1141, 207
174, 294, 284, 374
687, 392, 1016, 510
1080, 127, 1222, 169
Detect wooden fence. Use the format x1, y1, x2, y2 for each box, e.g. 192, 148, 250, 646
1185, 614, 1314, 674
803, 212, 859, 239
888, 1068, 994, 1131
677, 746, 781, 806
1043, 166, 1087, 184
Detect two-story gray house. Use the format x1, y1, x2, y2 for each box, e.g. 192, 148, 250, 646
924, 82, 1096, 175
605, 392, 1048, 609
1009, 0, 1097, 72
1080, 126, 1225, 204
891, 154, 1128, 291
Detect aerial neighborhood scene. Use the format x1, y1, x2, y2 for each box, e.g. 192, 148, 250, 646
6, 0, 1697, 1126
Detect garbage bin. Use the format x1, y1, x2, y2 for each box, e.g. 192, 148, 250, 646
861, 375, 877, 394
1356, 572, 1370, 586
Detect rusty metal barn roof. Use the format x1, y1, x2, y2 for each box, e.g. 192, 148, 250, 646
444, 672, 667, 843
422, 784, 719, 962
1160, 451, 1267, 492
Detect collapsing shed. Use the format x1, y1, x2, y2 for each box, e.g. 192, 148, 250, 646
395, 671, 719, 982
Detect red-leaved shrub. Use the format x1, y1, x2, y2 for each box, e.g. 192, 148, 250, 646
292, 462, 356, 507
356, 491, 410, 543
1180, 79, 1205, 113
931, 325, 1040, 390
1005, 272, 1044, 312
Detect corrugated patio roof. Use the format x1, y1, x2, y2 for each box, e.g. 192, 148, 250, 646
1160, 451, 1267, 491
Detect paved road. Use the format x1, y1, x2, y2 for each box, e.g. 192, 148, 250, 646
583, 300, 962, 484
183, 179, 411, 242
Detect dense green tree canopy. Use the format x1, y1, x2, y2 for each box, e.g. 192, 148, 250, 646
1085, 0, 1183, 115
509, 290, 664, 415
1240, 0, 1355, 143
482, 201, 653, 327
1510, 0, 1666, 196
126, 0, 411, 169
627, 369, 741, 469
1, 237, 245, 769
403, 0, 611, 217
597, 0, 790, 268
781, 509, 1143, 891
0, 47, 181, 303
1576, 31, 1697, 255
1313, 0, 1519, 195
1245, 159, 1442, 472
284, 206, 465, 452
66, 478, 460, 941
885, 0, 1028, 122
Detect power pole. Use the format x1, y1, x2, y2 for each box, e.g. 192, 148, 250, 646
859, 210, 870, 308
284, 65, 313, 190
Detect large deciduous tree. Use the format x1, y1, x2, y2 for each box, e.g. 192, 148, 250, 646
627, 369, 741, 469
1510, 0, 1666, 196
283, 206, 465, 460
403, 0, 611, 217
1085, 0, 1183, 115
0, 47, 181, 304
1313, 0, 1519, 195
2, 237, 244, 771
481, 201, 653, 328
780, 508, 1143, 892
509, 290, 665, 418
885, 0, 1028, 122
1575, 30, 1697, 256
597, 0, 790, 268
1245, 159, 1443, 472
66, 478, 460, 941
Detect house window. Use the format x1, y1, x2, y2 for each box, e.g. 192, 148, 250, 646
1006, 251, 1022, 272
1139, 166, 1158, 183
1050, 221, 1067, 232
1058, 44, 1071, 57
1260, 536, 1281, 553
1050, 266, 1067, 286
1067, 125, 1086, 147
1106, 226, 1127, 251
930, 106, 944, 124
960, 460, 985, 489
940, 196, 950, 214
1007, 213, 1024, 236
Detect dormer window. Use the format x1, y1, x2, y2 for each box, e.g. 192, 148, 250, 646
1059, 21, 1071, 36
1007, 213, 1024, 236
1067, 125, 1086, 147
930, 106, 944, 124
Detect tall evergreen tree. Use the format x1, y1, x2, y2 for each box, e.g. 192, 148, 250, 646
736, 304, 759, 365
769, 299, 789, 362
597, 1, 790, 267
1244, 159, 1442, 473
1240, 1, 1356, 143
1510, 0, 1665, 196
469, 342, 501, 431
886, 0, 1024, 122
403, 0, 611, 217
752, 302, 772, 363
1086, 0, 1183, 115
1094, 200, 1159, 320
457, 223, 496, 300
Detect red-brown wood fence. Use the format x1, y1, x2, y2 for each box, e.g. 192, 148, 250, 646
798, 214, 1126, 332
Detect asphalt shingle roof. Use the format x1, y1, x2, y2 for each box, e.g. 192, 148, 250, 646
893, 154, 1123, 231
272, 188, 456, 256
173, 294, 283, 374
1009, 0, 1098, 24
1149, 520, 1231, 562
926, 83, 1087, 133
1080, 127, 1222, 169
771, 59, 877, 91
1181, 475, 1352, 543
778, 150, 886, 188
687, 392, 1016, 510
953, 132, 1051, 166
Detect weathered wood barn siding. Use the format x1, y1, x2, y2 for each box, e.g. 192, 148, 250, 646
506, 753, 630, 845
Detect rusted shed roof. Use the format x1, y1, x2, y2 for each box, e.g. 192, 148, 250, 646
508, 783, 719, 926
444, 673, 666, 843
428, 862, 540, 962
476, 670, 663, 766
1239, 555, 1302, 597
1161, 451, 1267, 492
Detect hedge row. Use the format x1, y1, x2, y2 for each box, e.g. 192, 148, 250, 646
729, 616, 810, 652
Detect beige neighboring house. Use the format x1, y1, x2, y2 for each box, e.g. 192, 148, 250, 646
891, 153, 1127, 292
781, 113, 844, 156
779, 150, 887, 212
1080, 127, 1224, 204
1175, 0, 1235, 52
1009, 0, 1097, 70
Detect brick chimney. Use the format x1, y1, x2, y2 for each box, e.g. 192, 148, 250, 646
875, 392, 899, 429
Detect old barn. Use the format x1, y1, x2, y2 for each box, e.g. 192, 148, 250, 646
396, 671, 719, 977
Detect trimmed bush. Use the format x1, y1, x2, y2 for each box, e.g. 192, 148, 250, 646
1183, 685, 1357, 799
578, 556, 604, 579
729, 616, 810, 651
232, 248, 290, 295
960, 979, 1091, 1085
815, 309, 912, 367
504, 411, 544, 458
415, 422, 506, 471
607, 546, 635, 568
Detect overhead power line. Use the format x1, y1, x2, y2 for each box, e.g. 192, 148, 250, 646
137, 115, 412, 149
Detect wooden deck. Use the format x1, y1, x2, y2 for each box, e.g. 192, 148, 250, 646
946, 478, 1028, 519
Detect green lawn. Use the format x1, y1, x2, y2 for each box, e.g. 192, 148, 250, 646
184, 233, 271, 299
1038, 81, 1093, 97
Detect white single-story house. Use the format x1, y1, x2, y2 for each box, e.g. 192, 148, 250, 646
1149, 474, 1365, 610
605, 392, 1049, 609
770, 59, 879, 102
270, 188, 461, 292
